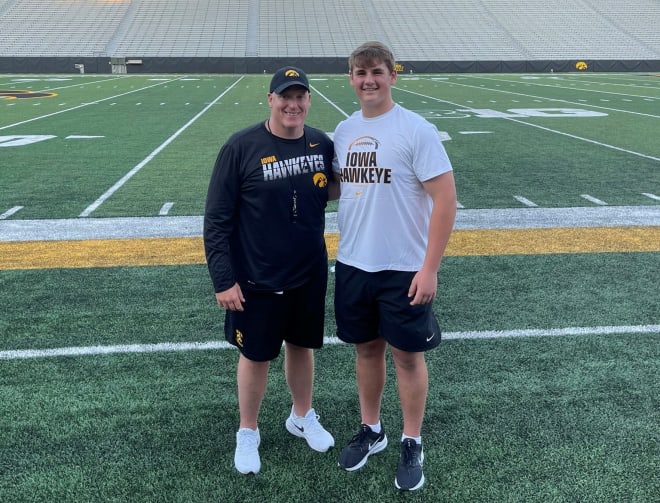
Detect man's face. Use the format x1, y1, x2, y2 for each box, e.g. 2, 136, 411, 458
349, 61, 397, 111
268, 85, 310, 130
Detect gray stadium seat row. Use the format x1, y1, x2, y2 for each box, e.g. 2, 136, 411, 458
0, 0, 658, 60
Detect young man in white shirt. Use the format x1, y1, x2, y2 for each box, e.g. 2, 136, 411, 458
333, 41, 457, 491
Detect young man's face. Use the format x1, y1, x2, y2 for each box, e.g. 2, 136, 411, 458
349, 60, 397, 115
268, 85, 310, 131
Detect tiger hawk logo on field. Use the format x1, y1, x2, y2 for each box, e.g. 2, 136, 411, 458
1, 90, 58, 100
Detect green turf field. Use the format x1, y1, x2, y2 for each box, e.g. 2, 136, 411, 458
1, 73, 658, 502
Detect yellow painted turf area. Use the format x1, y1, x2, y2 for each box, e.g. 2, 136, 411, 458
1, 226, 659, 270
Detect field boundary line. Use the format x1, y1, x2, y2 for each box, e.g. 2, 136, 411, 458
2, 325, 658, 360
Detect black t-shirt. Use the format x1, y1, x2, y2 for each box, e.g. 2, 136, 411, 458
204, 122, 334, 292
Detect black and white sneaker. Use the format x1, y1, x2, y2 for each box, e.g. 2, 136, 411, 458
395, 438, 425, 491
338, 424, 388, 471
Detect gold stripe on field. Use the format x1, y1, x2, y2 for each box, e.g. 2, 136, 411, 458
0, 226, 658, 271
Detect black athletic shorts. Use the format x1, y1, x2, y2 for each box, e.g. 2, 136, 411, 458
334, 261, 441, 352
224, 263, 328, 362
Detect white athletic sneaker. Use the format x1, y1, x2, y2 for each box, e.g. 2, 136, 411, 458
285, 408, 335, 452
234, 428, 261, 474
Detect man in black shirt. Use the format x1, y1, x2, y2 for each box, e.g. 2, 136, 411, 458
204, 66, 338, 475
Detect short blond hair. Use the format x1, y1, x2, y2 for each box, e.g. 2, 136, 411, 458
348, 41, 396, 74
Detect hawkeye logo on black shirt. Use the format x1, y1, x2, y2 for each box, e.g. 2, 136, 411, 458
261, 154, 326, 181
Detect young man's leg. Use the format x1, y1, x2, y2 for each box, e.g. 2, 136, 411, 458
389, 347, 428, 437
338, 338, 389, 471
390, 347, 428, 491
377, 269, 436, 491
356, 338, 387, 424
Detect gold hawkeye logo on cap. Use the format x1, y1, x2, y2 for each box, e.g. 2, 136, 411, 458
285, 69, 300, 77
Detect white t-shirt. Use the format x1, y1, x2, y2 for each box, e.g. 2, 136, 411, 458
333, 104, 453, 272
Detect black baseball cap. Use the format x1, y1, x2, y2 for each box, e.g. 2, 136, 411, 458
269, 66, 310, 94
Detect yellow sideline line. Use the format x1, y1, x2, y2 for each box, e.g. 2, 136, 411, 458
1, 227, 658, 271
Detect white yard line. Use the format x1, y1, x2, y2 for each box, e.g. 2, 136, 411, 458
79, 76, 245, 217
442, 325, 660, 340
2, 324, 658, 360
310, 83, 350, 118
472, 74, 660, 101
0, 75, 125, 91
0, 76, 186, 131
506, 118, 660, 162
397, 85, 660, 162
414, 77, 660, 119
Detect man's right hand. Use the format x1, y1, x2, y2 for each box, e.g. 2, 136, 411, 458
215, 283, 245, 311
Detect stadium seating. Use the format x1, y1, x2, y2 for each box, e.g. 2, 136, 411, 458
110, 0, 248, 57
0, 0, 129, 57
482, 0, 660, 60
0, 0, 658, 60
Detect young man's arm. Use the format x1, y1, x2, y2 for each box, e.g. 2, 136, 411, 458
408, 171, 457, 305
